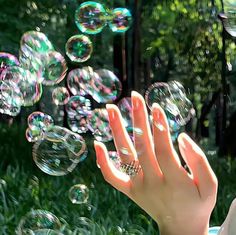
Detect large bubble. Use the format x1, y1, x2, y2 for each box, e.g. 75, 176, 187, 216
87, 108, 113, 142
68, 184, 89, 204
108, 8, 132, 33
41, 51, 67, 86
32, 126, 87, 176
1, 66, 42, 106
0, 52, 19, 75
67, 68, 90, 96
219, 12, 236, 37
75, 1, 107, 34
20, 31, 54, 55
16, 209, 61, 235
88, 69, 122, 103
0, 80, 23, 116
66, 96, 91, 133
145, 81, 195, 139
65, 35, 93, 63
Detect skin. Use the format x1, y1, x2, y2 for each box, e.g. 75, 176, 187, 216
94, 91, 218, 235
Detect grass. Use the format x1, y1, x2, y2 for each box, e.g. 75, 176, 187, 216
0, 123, 236, 234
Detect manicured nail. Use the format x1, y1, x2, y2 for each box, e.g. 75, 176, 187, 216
106, 104, 115, 121
94, 140, 101, 168
152, 104, 165, 131
131, 91, 140, 110
178, 135, 187, 150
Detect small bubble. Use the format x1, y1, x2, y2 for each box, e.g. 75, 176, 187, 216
68, 184, 89, 204
52, 87, 70, 105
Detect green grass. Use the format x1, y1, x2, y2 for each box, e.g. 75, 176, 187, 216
0, 124, 236, 234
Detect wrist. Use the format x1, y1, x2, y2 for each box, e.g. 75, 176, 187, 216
157, 217, 209, 235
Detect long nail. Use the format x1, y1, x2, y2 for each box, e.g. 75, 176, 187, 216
152, 104, 165, 131
131, 91, 140, 110
94, 141, 101, 168
106, 104, 115, 121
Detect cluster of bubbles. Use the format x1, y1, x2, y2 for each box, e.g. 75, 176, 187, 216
219, 0, 236, 37
26, 112, 88, 176
75, 1, 132, 34
64, 67, 122, 142
145, 81, 195, 139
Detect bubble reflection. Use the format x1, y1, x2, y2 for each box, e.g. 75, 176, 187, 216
52, 87, 70, 105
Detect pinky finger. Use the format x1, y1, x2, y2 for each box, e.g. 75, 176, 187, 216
94, 141, 131, 195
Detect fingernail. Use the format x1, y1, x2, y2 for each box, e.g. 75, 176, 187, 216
106, 104, 115, 121
131, 91, 140, 110
94, 141, 101, 168
152, 104, 165, 132
178, 137, 187, 150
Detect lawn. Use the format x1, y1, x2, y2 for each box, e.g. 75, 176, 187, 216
0, 123, 236, 234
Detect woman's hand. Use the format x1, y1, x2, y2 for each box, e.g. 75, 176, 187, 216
94, 91, 218, 235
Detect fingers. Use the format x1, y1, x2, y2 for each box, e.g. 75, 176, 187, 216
178, 133, 218, 199
131, 91, 162, 179
152, 103, 181, 176
106, 104, 137, 163
94, 141, 131, 195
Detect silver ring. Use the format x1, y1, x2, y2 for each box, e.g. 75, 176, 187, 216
120, 160, 141, 177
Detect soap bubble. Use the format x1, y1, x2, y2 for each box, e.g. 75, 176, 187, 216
87, 108, 113, 142
208, 227, 220, 235
66, 96, 91, 133
67, 68, 90, 96
32, 229, 63, 235
145, 81, 194, 128
89, 69, 122, 103
25, 127, 44, 143
75, 1, 107, 34
52, 87, 70, 105
28, 112, 54, 131
68, 184, 89, 204
66, 96, 91, 115
117, 97, 132, 127
32, 126, 87, 176
108, 8, 132, 33
220, 12, 236, 37
1, 66, 42, 106
16, 209, 61, 235
65, 35, 93, 63
41, 51, 68, 86
0, 52, 19, 75
0, 80, 23, 116
20, 31, 54, 55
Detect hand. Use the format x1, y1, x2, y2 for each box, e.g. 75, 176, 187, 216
94, 91, 218, 235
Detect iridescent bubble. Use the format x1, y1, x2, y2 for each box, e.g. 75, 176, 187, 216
117, 97, 132, 127
65, 35, 93, 63
42, 51, 68, 86
0, 80, 23, 116
108, 8, 132, 33
1, 66, 42, 106
67, 68, 90, 96
20, 31, 54, 55
75, 1, 107, 34
0, 52, 19, 75
52, 87, 70, 105
28, 112, 54, 131
25, 127, 44, 143
208, 227, 221, 235
68, 184, 89, 204
219, 12, 236, 37
66, 96, 91, 133
16, 209, 61, 235
32, 126, 87, 176
33, 229, 63, 235
66, 96, 91, 115
145, 81, 194, 128
87, 108, 113, 142
89, 69, 122, 103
